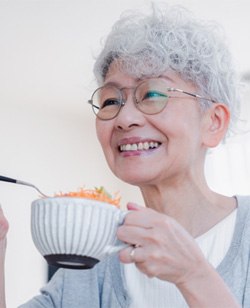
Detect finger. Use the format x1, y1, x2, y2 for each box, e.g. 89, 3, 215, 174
127, 202, 143, 211
117, 225, 153, 246
0, 206, 9, 239
124, 206, 164, 228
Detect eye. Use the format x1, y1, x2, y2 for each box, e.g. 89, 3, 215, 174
142, 91, 168, 100
101, 98, 121, 109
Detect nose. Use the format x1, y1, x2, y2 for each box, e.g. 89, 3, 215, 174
114, 93, 145, 130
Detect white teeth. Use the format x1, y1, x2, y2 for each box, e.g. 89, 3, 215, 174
125, 144, 131, 151
119, 142, 160, 152
138, 142, 143, 150
131, 144, 137, 151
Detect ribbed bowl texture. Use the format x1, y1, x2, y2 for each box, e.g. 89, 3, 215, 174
31, 197, 127, 260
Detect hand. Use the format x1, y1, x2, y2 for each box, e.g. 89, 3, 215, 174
0, 205, 8, 248
117, 203, 240, 307
117, 203, 207, 285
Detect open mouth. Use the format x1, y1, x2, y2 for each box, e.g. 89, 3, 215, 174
119, 141, 161, 152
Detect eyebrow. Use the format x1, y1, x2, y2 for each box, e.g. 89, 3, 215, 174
159, 75, 175, 83
103, 81, 122, 87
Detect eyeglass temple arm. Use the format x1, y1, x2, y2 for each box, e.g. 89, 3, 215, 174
88, 100, 100, 110
170, 88, 217, 104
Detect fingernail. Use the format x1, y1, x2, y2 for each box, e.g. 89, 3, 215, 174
127, 202, 141, 210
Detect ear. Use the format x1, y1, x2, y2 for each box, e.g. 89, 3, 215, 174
202, 103, 230, 147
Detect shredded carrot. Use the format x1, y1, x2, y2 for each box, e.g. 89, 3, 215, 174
55, 186, 121, 207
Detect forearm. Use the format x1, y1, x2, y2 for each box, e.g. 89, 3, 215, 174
177, 263, 240, 308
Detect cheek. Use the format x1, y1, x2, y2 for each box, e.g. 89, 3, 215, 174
95, 120, 107, 147
95, 120, 114, 158
158, 104, 202, 136
155, 110, 203, 156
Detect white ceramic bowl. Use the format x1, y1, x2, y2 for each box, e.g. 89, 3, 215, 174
31, 197, 127, 269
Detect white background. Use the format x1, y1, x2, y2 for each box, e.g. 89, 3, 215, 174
0, 0, 249, 307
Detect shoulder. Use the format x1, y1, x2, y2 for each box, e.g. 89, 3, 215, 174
218, 195, 250, 271
236, 195, 250, 208
216, 196, 250, 305
235, 195, 250, 228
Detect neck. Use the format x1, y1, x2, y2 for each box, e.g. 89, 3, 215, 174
139, 180, 236, 237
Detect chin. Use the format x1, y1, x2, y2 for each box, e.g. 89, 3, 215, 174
114, 170, 154, 186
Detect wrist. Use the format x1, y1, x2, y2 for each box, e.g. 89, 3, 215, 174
176, 262, 240, 307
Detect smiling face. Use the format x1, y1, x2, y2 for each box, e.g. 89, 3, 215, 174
95, 62, 213, 188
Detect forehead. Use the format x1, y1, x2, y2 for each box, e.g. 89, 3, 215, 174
104, 58, 159, 81
104, 59, 198, 92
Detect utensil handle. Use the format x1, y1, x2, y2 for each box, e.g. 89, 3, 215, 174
0, 175, 17, 184
0, 175, 48, 197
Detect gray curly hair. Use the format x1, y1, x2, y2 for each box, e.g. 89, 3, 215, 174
93, 3, 240, 133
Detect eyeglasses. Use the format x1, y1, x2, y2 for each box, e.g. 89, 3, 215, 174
88, 78, 217, 120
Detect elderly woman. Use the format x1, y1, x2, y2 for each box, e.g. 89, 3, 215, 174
1, 4, 250, 308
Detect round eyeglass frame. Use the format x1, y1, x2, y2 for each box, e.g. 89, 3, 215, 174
88, 78, 217, 120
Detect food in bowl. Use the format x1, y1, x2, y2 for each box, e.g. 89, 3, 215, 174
54, 186, 121, 207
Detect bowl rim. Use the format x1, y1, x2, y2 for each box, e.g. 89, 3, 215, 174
31, 196, 122, 211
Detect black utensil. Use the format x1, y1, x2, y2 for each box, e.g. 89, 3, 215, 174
0, 175, 48, 197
